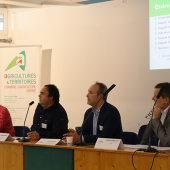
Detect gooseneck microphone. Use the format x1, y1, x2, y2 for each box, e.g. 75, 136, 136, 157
144, 86, 164, 152
145, 112, 152, 119
29, 101, 34, 106
75, 84, 116, 146
19, 101, 34, 142
103, 84, 116, 97
156, 86, 164, 99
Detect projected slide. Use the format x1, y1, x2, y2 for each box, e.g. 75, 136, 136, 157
150, 0, 170, 70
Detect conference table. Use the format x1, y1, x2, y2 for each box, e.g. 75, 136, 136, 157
0, 140, 170, 170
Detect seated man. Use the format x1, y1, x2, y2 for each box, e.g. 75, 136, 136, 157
63, 82, 123, 144
0, 105, 15, 136
27, 84, 68, 140
141, 82, 170, 147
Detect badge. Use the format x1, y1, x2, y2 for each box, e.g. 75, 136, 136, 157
99, 125, 103, 131
42, 123, 47, 129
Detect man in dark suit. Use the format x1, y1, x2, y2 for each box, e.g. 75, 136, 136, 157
63, 82, 123, 144
141, 82, 170, 147
27, 84, 68, 140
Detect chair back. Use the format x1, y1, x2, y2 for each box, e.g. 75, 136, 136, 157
138, 125, 147, 144
123, 132, 138, 145
14, 126, 30, 137
75, 127, 81, 135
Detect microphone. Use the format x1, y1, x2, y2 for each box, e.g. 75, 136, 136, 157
103, 84, 116, 97
156, 86, 164, 99
19, 101, 34, 142
75, 84, 116, 146
145, 112, 152, 119
29, 101, 34, 106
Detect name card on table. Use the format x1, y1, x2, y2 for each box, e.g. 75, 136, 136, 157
0, 133, 15, 141
94, 138, 125, 150
36, 139, 65, 145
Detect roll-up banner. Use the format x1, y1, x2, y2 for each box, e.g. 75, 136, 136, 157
0, 45, 42, 128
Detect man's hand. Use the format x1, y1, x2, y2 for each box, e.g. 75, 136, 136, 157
27, 131, 40, 140
63, 128, 80, 144
152, 106, 162, 119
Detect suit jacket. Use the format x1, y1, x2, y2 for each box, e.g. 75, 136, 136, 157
141, 107, 170, 147
82, 102, 123, 143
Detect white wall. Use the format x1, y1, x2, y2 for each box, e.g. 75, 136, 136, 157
12, 0, 170, 133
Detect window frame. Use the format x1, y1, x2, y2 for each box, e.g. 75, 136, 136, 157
0, 8, 8, 38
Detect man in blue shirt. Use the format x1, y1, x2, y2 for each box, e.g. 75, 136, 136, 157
63, 82, 123, 144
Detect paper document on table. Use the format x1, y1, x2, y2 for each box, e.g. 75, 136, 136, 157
0, 133, 14, 141
124, 144, 148, 149
36, 138, 65, 145
124, 144, 170, 151
154, 146, 170, 150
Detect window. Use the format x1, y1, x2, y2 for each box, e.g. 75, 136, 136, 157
0, 14, 4, 31
0, 9, 8, 38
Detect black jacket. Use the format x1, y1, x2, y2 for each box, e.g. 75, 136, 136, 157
82, 102, 123, 143
31, 103, 68, 139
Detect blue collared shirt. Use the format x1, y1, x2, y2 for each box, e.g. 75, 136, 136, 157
92, 103, 104, 135
82, 102, 104, 142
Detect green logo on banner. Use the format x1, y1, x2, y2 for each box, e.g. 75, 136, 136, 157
5, 51, 26, 72
150, 0, 170, 17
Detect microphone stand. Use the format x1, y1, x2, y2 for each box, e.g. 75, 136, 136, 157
144, 100, 158, 153
19, 102, 34, 142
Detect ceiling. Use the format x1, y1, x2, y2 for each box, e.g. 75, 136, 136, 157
0, 0, 112, 8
